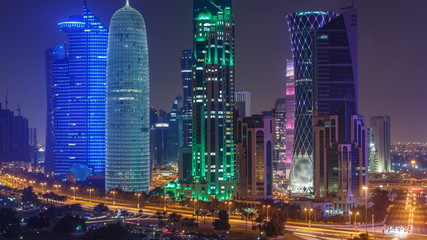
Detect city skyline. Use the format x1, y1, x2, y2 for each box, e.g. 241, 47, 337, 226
0, 0, 426, 144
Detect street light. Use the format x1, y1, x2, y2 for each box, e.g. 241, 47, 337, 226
71, 187, 78, 200
191, 198, 198, 215
111, 191, 117, 205
28, 180, 35, 187
262, 205, 271, 222
53, 184, 61, 193
87, 188, 94, 202
362, 186, 369, 233
40, 182, 47, 193
411, 160, 416, 177
226, 201, 232, 214
135, 193, 142, 209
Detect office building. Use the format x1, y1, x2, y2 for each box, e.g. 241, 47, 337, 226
0, 104, 30, 164
314, 115, 368, 214
369, 116, 391, 173
273, 98, 286, 179
191, 0, 235, 200
181, 49, 193, 147
312, 8, 368, 213
236, 113, 274, 200
168, 96, 183, 162
287, 11, 338, 194
106, 0, 150, 192
45, 2, 108, 180
285, 59, 295, 178
235, 91, 252, 117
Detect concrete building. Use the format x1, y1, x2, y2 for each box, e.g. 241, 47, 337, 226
235, 113, 275, 201
369, 116, 391, 173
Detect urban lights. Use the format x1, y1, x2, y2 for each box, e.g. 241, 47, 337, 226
40, 182, 47, 193
362, 186, 369, 233
71, 187, 78, 200
263, 205, 271, 222
135, 193, 142, 209
111, 191, 117, 205
87, 188, 94, 202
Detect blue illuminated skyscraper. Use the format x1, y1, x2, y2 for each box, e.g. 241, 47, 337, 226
45, 2, 108, 180
106, 0, 150, 193
287, 11, 338, 194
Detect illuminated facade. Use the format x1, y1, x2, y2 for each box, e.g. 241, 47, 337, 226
106, 1, 150, 192
312, 8, 368, 213
273, 98, 286, 179
191, 0, 235, 200
181, 49, 194, 147
369, 116, 391, 173
285, 59, 295, 178
287, 11, 338, 194
45, 3, 108, 180
236, 113, 274, 200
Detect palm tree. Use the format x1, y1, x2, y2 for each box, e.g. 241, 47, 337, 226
201, 211, 208, 224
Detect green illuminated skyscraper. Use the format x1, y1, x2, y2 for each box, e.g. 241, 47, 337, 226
191, 0, 235, 201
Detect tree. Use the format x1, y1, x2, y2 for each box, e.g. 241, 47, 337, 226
27, 215, 50, 229
348, 233, 369, 240
261, 208, 288, 236
0, 208, 20, 237
213, 210, 230, 230
85, 222, 131, 240
53, 214, 86, 234
94, 203, 109, 215
21, 186, 39, 205
167, 213, 182, 230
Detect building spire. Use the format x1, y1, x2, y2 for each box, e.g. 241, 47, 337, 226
126, 0, 130, 7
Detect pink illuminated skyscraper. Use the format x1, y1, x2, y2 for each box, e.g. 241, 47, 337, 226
285, 59, 295, 178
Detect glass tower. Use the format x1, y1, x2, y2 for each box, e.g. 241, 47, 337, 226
287, 11, 338, 194
106, 1, 150, 192
285, 59, 295, 178
191, 0, 235, 200
181, 49, 193, 147
45, 3, 108, 180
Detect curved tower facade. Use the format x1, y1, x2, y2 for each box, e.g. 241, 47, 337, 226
46, 3, 108, 180
106, 1, 150, 192
287, 11, 338, 194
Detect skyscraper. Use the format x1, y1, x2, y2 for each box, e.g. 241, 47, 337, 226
235, 91, 252, 117
312, 8, 368, 213
369, 116, 391, 173
0, 104, 30, 165
285, 59, 295, 178
191, 0, 235, 200
106, 0, 150, 192
45, 2, 108, 180
168, 96, 183, 162
236, 113, 274, 201
273, 98, 286, 179
287, 11, 338, 194
181, 49, 193, 147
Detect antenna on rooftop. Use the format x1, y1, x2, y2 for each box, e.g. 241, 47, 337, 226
5, 84, 9, 110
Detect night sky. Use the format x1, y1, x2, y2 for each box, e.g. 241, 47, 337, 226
0, 0, 426, 144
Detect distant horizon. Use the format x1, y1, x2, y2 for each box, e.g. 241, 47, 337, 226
0, 0, 426, 144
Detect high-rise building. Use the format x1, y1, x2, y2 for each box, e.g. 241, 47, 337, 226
106, 1, 150, 192
273, 98, 286, 179
312, 8, 368, 213
369, 116, 391, 173
45, 2, 108, 180
285, 59, 295, 178
287, 11, 338, 194
235, 91, 252, 117
0, 104, 30, 165
191, 0, 235, 200
236, 113, 274, 201
181, 49, 193, 147
168, 96, 183, 162
314, 114, 368, 215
